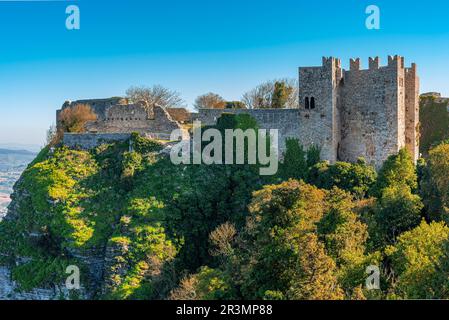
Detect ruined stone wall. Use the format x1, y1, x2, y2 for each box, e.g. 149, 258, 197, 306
59, 100, 182, 136
340, 56, 406, 168
194, 108, 302, 155
297, 57, 342, 163
57, 98, 126, 124
63, 133, 132, 150
56, 56, 419, 169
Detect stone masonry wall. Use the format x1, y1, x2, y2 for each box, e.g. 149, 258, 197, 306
57, 56, 419, 169
59, 98, 127, 121
59, 101, 182, 136
85, 104, 182, 135
63, 133, 132, 150
405, 64, 420, 161
197, 56, 419, 169
194, 108, 302, 155
298, 57, 343, 163
340, 56, 404, 168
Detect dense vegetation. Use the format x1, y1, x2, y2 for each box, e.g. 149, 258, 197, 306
0, 115, 448, 300
420, 95, 449, 155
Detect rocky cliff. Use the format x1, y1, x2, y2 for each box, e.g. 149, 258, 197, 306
0, 135, 176, 300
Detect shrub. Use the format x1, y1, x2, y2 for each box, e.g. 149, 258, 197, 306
372, 149, 417, 197
58, 104, 97, 133
308, 159, 376, 199
131, 132, 163, 154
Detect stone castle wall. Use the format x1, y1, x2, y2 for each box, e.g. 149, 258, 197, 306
63, 132, 178, 150
197, 56, 419, 168
297, 57, 343, 163
405, 64, 420, 161
58, 100, 182, 135
339, 56, 419, 167
194, 108, 302, 154
340, 56, 405, 167
63, 133, 132, 150
59, 98, 127, 121
85, 104, 181, 135
58, 56, 419, 168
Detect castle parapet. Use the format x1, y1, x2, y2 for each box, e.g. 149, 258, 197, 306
322, 56, 341, 68
350, 58, 360, 71
388, 55, 405, 68
345, 56, 415, 71
369, 57, 380, 69
406, 63, 417, 73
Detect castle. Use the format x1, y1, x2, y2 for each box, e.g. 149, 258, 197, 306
58, 55, 420, 169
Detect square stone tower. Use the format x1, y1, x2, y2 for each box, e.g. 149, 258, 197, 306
298, 57, 344, 163
340, 55, 419, 167
298, 55, 419, 169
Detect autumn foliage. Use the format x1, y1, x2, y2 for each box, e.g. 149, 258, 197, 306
58, 104, 97, 133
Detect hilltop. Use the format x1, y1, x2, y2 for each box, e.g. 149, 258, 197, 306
0, 114, 448, 300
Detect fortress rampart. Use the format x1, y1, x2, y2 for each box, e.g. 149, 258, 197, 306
197, 56, 420, 168
57, 56, 420, 169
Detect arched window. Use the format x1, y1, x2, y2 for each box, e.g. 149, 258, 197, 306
305, 97, 310, 109
310, 97, 316, 109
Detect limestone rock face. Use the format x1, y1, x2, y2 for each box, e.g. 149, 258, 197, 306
0, 267, 60, 300
0, 177, 94, 300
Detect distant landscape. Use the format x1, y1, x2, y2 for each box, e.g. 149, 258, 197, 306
0, 149, 37, 219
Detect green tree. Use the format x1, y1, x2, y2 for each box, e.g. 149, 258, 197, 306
287, 233, 344, 300
306, 145, 321, 168
317, 188, 368, 265
165, 114, 264, 272
279, 138, 308, 181
372, 148, 417, 198
242, 79, 298, 109
237, 180, 344, 299
385, 221, 449, 299
375, 186, 423, 245
308, 159, 376, 199
421, 142, 449, 222
419, 95, 449, 155
317, 188, 380, 297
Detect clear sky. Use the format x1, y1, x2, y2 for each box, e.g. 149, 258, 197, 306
0, 0, 448, 147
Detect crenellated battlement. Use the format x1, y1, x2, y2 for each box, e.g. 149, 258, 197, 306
347, 56, 415, 72
322, 56, 341, 68
387, 55, 405, 68
58, 55, 419, 170
349, 58, 361, 71
369, 57, 380, 69
299, 55, 420, 168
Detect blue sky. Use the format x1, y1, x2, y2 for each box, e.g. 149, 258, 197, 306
0, 0, 448, 147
